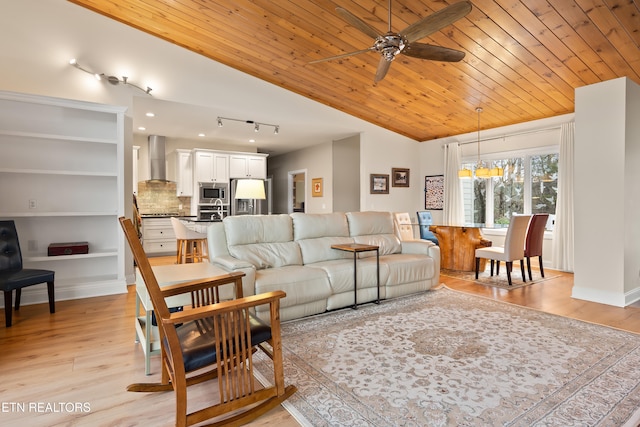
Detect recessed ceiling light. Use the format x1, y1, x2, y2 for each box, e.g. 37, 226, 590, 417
145, 112, 155, 117
138, 126, 146, 131
249, 139, 255, 143
198, 133, 205, 137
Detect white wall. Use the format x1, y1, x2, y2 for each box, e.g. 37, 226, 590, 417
359, 132, 423, 216
268, 142, 334, 214
573, 77, 640, 307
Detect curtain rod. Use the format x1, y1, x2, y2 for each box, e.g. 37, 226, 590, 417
457, 125, 564, 146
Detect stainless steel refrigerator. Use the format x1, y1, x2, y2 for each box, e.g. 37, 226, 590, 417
229, 178, 272, 215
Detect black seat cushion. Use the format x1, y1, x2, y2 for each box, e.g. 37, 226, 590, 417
0, 269, 55, 291
172, 313, 273, 372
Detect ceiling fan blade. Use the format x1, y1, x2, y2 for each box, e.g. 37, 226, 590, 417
403, 42, 465, 62
309, 47, 374, 64
401, 1, 472, 44
374, 58, 392, 83
336, 7, 381, 39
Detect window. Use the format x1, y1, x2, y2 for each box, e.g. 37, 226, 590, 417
462, 152, 558, 226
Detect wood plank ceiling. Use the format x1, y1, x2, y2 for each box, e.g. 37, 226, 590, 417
68, 0, 639, 142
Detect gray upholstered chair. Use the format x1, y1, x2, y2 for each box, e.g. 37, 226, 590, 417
0, 220, 55, 327
475, 215, 531, 286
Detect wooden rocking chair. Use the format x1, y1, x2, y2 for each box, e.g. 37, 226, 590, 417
119, 217, 296, 427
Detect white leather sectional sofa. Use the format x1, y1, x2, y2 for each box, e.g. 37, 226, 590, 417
207, 211, 440, 322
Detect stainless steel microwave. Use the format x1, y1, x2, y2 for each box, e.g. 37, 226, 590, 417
199, 182, 228, 204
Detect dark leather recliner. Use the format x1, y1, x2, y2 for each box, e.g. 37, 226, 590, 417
416, 211, 439, 245
0, 220, 55, 327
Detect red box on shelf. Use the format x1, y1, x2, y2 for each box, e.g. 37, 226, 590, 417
47, 242, 89, 256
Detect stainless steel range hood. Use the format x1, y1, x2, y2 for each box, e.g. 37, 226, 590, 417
148, 135, 167, 181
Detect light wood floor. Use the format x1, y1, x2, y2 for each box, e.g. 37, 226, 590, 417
2, 257, 640, 426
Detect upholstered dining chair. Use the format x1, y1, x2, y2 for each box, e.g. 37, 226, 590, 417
475, 215, 531, 286
524, 213, 549, 281
170, 217, 208, 264
119, 217, 296, 427
393, 212, 415, 241
416, 211, 439, 245
0, 220, 55, 327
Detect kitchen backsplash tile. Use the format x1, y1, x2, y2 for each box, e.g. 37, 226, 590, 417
136, 181, 181, 214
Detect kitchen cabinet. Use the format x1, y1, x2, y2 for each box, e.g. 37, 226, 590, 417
228, 153, 268, 179
141, 218, 176, 255
0, 90, 127, 304
194, 150, 228, 183
167, 149, 193, 196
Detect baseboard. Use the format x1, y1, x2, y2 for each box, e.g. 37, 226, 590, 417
0, 278, 128, 309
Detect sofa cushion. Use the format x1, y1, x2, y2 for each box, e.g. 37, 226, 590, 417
254, 265, 331, 308
224, 214, 293, 245
291, 212, 350, 240
346, 211, 402, 256
224, 215, 302, 269
297, 236, 354, 265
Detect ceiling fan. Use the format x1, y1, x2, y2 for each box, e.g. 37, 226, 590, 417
310, 0, 472, 83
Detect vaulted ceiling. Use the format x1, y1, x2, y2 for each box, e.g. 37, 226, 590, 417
69, 0, 639, 142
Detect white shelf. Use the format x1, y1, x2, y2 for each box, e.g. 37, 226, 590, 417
0, 90, 126, 305
0, 168, 117, 177
1, 211, 118, 217
25, 250, 118, 262
0, 129, 118, 144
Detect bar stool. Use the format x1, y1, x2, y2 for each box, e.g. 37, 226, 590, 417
170, 218, 208, 264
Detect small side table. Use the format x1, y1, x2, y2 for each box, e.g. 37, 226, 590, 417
331, 243, 380, 309
135, 262, 230, 375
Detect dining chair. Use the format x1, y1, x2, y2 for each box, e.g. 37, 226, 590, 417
393, 212, 415, 241
0, 220, 55, 327
120, 217, 296, 427
475, 215, 531, 286
416, 211, 439, 245
524, 213, 549, 280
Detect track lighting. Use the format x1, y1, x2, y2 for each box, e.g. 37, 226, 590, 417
69, 58, 152, 95
216, 117, 280, 135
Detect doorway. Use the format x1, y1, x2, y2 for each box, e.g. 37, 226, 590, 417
288, 169, 306, 213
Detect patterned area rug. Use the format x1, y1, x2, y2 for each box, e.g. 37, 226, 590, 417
441, 267, 560, 290
255, 287, 640, 426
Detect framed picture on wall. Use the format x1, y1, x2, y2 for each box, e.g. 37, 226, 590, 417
370, 174, 389, 194
312, 177, 323, 197
392, 168, 410, 187
424, 175, 444, 210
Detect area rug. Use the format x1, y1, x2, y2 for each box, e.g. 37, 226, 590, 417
254, 287, 640, 426
441, 267, 560, 290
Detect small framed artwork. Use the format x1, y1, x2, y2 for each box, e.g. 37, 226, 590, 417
424, 175, 444, 210
312, 177, 323, 197
370, 174, 389, 194
392, 168, 410, 187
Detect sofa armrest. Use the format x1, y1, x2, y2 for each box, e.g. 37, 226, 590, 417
210, 254, 254, 271
400, 239, 435, 255
209, 255, 257, 297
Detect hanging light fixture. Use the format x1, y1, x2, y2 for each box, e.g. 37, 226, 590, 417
459, 107, 503, 179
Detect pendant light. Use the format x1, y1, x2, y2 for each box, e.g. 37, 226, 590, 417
459, 107, 486, 178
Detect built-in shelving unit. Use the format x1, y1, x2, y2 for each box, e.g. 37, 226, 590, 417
0, 90, 127, 306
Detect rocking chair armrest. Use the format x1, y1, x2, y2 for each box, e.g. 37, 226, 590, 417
163, 290, 286, 325
159, 271, 246, 298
